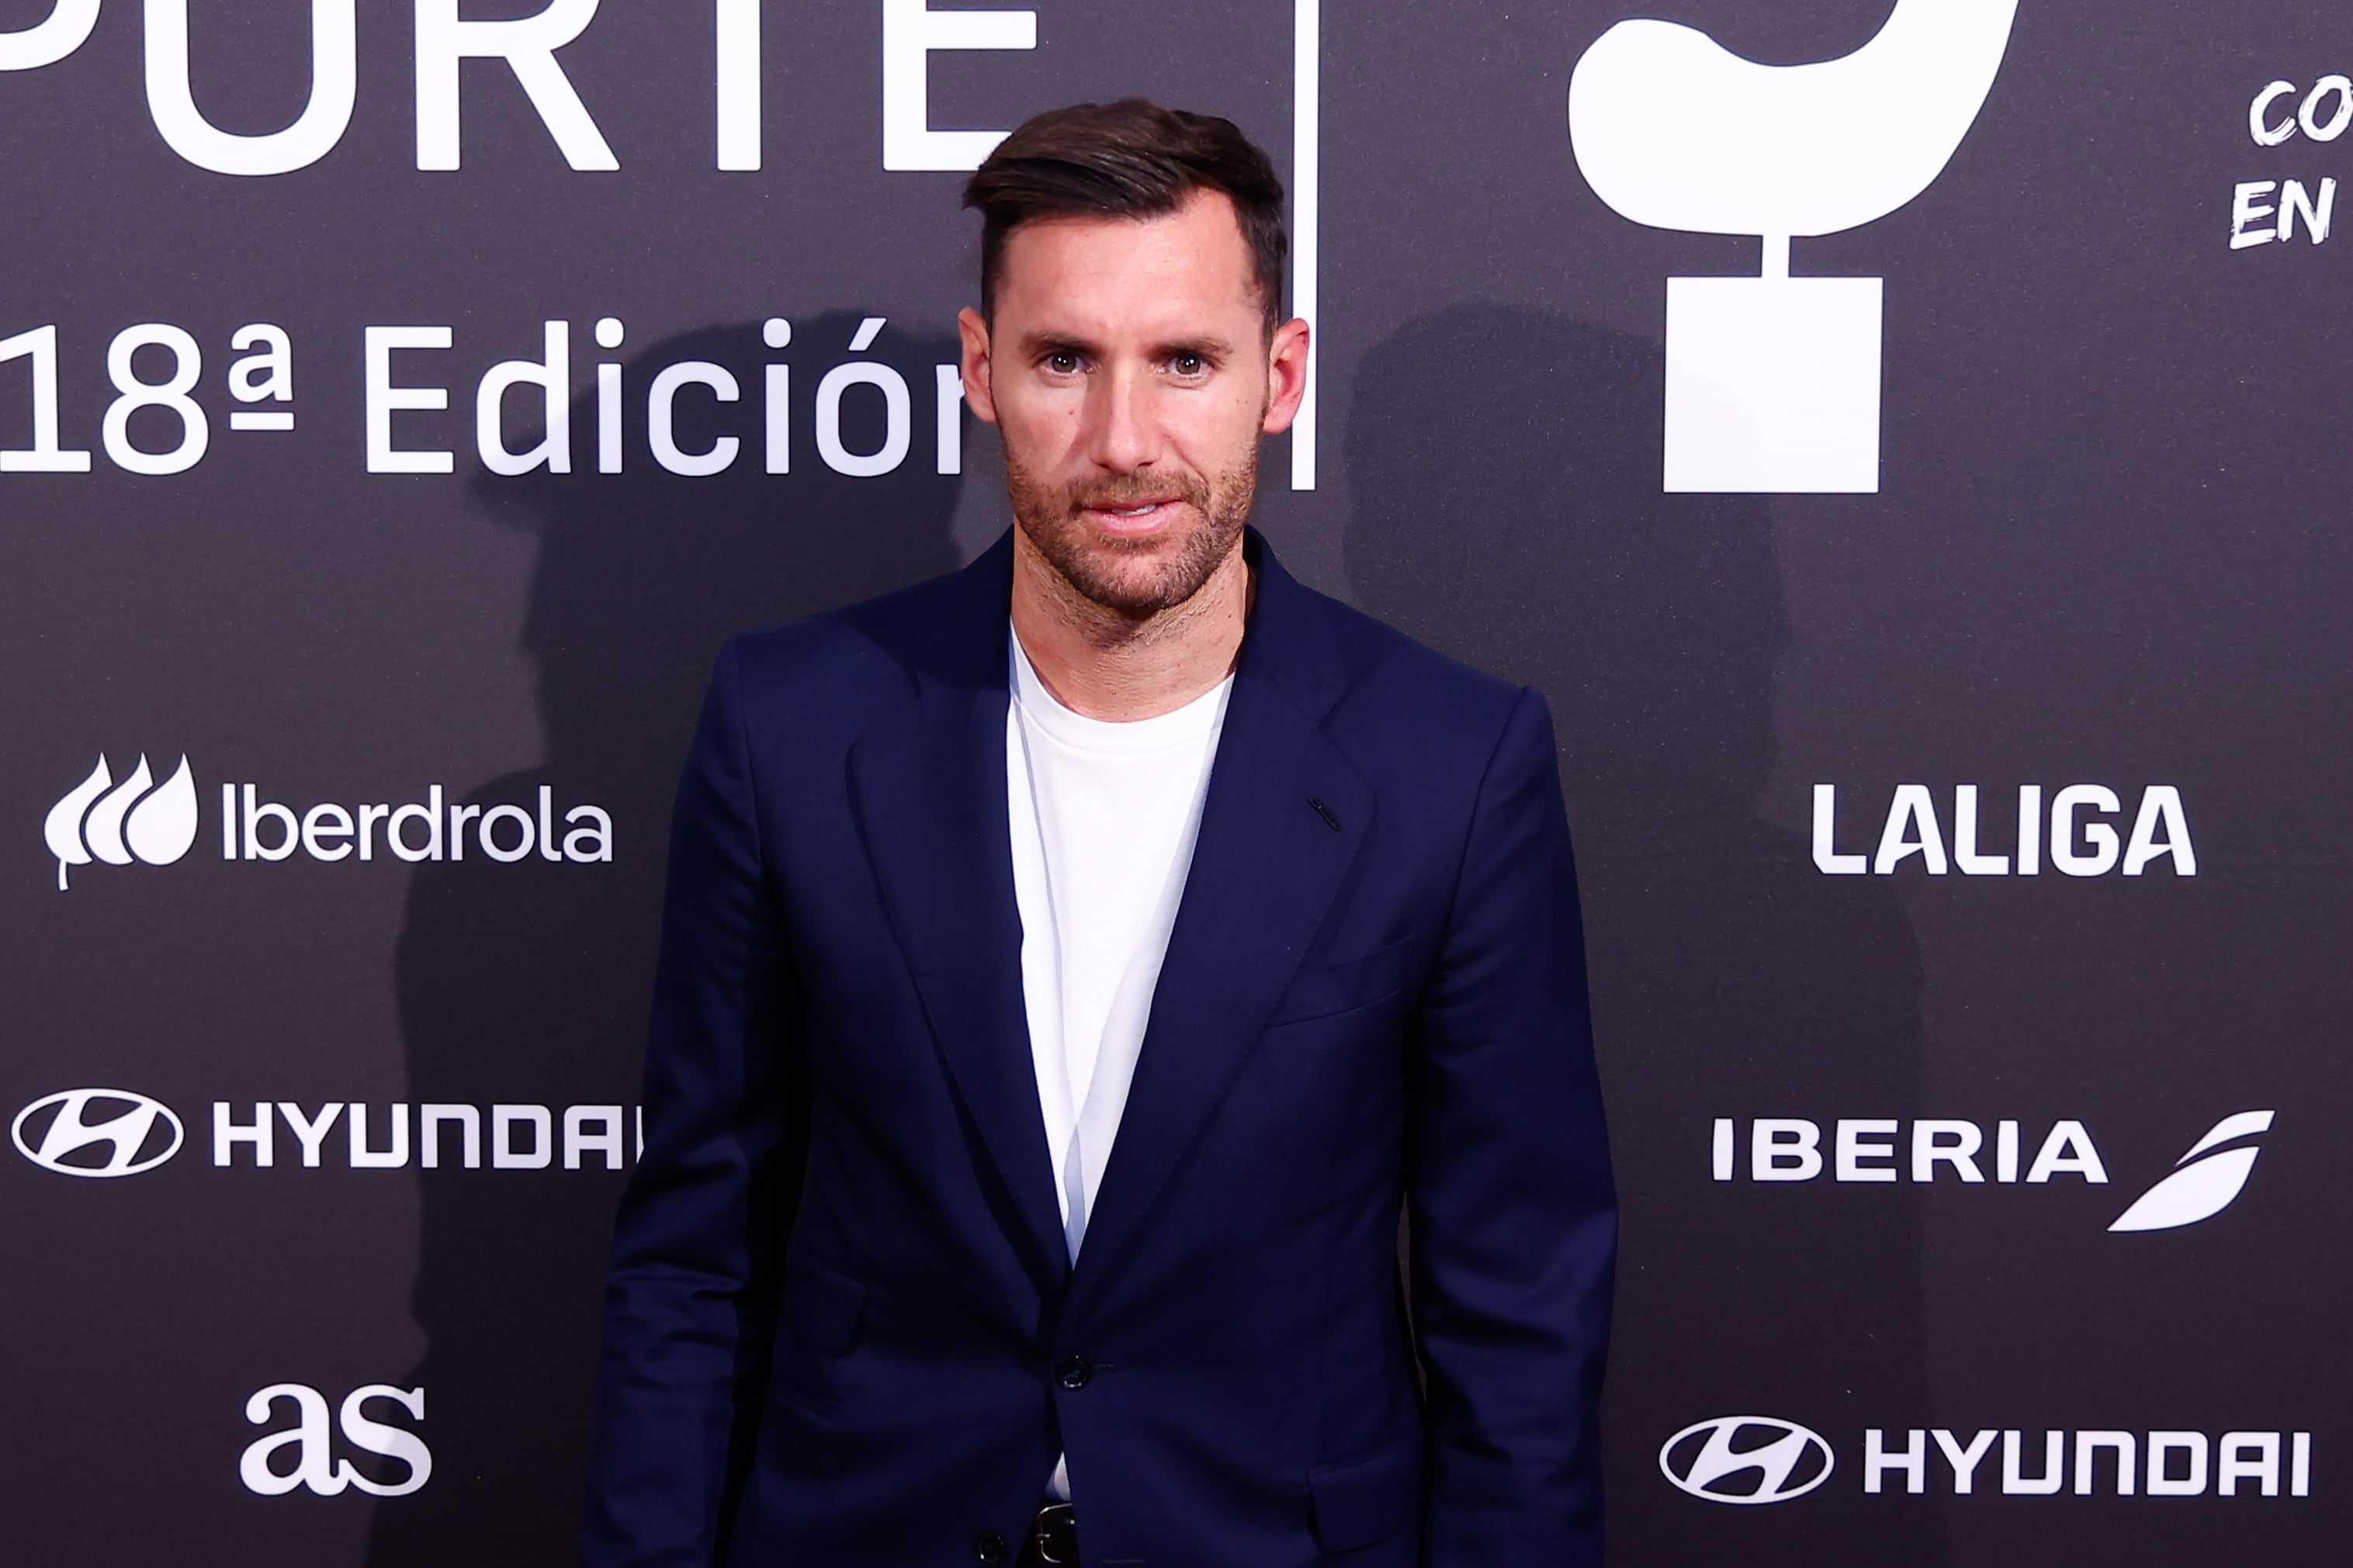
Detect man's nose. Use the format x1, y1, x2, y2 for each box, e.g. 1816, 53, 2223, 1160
1081, 365, 1160, 472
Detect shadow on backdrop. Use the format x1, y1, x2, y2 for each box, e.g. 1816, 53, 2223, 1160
368, 317, 965, 1567
1343, 305, 1942, 1567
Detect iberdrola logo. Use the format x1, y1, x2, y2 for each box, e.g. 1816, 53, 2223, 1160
43, 754, 199, 889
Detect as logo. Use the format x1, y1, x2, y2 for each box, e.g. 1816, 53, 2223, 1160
11, 1088, 183, 1177
241, 1383, 431, 1498
1569, 0, 2019, 492
1661, 1417, 1835, 1505
2110, 1111, 2275, 1233
44, 753, 197, 888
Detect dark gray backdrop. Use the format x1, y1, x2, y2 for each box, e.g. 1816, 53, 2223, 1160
3, 2, 2342, 1563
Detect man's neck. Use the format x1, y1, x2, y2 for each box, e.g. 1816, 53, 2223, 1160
1009, 530, 1253, 722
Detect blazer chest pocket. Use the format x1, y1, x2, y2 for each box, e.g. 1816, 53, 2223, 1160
1265, 937, 1420, 1030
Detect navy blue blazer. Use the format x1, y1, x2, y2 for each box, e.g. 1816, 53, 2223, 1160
584, 528, 1616, 1566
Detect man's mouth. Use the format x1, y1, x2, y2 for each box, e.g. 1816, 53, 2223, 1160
1079, 497, 1183, 535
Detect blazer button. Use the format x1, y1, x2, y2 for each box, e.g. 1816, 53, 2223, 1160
1055, 1355, 1093, 1390
974, 1528, 1008, 1564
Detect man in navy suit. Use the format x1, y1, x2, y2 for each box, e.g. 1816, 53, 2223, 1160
584, 100, 1615, 1567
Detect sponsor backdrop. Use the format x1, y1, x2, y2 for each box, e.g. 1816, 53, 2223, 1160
2, 1, 2344, 1563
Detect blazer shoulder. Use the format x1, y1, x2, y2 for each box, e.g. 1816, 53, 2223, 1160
694, 568, 985, 796
722, 562, 974, 713
1299, 580, 1532, 743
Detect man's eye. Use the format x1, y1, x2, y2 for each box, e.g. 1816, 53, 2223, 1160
1172, 353, 1205, 376
1046, 351, 1082, 374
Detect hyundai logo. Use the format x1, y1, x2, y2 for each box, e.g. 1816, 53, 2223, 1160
1659, 1416, 1835, 1504
11, 1089, 184, 1177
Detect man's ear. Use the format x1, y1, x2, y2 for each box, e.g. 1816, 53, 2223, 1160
958, 307, 1000, 425
1260, 316, 1312, 435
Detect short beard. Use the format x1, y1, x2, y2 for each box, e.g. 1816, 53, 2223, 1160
1003, 441, 1258, 620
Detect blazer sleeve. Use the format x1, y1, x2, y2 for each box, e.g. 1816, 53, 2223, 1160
582, 638, 812, 1568
1406, 685, 1618, 1567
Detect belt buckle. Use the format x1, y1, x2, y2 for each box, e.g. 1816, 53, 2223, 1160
1030, 1501, 1078, 1565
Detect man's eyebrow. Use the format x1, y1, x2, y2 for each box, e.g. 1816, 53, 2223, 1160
1155, 336, 1236, 360
1015, 330, 1101, 358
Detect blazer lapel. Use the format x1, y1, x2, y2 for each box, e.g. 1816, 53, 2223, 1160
847, 536, 1070, 1288
1067, 532, 1375, 1306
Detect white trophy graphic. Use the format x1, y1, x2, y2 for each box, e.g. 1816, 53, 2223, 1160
1569, 0, 2019, 493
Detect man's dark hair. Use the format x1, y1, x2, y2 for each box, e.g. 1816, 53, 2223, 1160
963, 99, 1288, 334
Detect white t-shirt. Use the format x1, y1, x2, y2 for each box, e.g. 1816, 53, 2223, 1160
1006, 625, 1232, 1502
1007, 625, 1232, 1258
